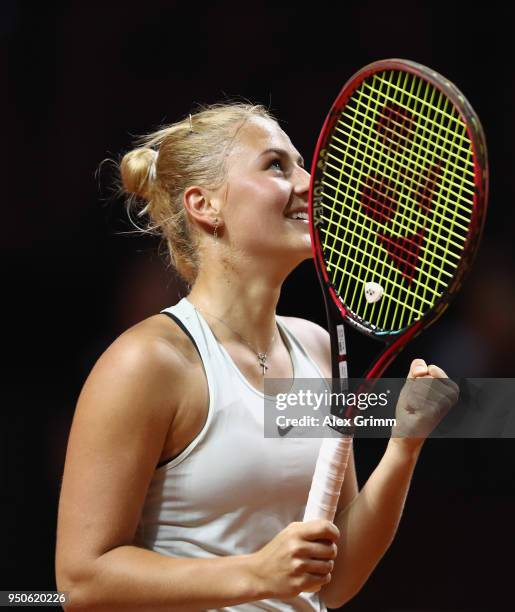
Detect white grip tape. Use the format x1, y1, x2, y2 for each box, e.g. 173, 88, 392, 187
303, 437, 353, 522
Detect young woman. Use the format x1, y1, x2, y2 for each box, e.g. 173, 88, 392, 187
56, 103, 456, 611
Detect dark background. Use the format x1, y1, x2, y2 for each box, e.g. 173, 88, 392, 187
3, 1, 515, 610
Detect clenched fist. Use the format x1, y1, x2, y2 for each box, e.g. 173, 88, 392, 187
392, 359, 459, 440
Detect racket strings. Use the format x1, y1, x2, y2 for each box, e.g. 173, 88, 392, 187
360, 81, 473, 154
376, 70, 437, 327
324, 240, 439, 309
322, 155, 471, 234
380, 74, 450, 325
321, 199, 456, 283
332, 122, 475, 198
338, 81, 385, 310
334, 103, 475, 198
343, 80, 475, 183
323, 106, 468, 272
414, 87, 457, 313
325, 78, 374, 287
318, 69, 475, 333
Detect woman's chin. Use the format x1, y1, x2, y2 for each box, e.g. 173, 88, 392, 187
289, 240, 314, 265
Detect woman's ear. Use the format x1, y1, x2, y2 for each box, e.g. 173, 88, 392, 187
183, 186, 220, 230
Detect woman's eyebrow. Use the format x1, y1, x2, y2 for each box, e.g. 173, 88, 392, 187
259, 148, 305, 167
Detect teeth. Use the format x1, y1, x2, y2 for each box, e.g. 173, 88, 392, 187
286, 211, 308, 220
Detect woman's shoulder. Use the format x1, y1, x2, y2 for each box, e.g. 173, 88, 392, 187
114, 313, 200, 366
84, 313, 202, 410
277, 316, 331, 378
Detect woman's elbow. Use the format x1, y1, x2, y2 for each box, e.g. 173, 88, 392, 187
322, 581, 364, 610
56, 562, 96, 611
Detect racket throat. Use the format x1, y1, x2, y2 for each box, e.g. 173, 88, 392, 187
322, 289, 349, 380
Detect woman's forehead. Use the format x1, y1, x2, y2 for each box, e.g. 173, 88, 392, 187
231, 116, 297, 160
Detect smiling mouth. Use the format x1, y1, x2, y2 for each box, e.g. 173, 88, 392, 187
285, 211, 309, 221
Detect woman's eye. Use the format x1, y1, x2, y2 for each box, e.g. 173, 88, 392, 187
269, 158, 284, 171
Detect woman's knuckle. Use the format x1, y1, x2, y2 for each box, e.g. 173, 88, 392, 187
294, 545, 306, 559
288, 538, 300, 555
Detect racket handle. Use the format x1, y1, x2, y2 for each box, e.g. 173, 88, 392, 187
303, 437, 353, 522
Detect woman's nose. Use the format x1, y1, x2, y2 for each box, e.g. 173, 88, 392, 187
294, 166, 311, 196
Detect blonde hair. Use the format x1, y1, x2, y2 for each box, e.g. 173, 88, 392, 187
119, 102, 277, 284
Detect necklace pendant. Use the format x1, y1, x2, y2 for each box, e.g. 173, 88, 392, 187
257, 352, 268, 376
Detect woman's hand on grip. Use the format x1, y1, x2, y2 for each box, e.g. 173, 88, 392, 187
249, 520, 339, 599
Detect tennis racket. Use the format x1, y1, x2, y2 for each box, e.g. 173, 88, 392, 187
303, 59, 488, 522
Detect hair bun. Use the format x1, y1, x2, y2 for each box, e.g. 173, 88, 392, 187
120, 147, 157, 199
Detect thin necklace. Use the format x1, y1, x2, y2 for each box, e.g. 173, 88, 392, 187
194, 305, 277, 376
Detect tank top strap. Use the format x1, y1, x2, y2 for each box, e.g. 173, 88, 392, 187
159, 297, 219, 468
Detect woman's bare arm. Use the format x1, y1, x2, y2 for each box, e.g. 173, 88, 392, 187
279, 319, 457, 609
320, 437, 423, 608
320, 361, 458, 608
55, 328, 262, 611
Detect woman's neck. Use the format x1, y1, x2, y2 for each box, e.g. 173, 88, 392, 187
187, 263, 284, 353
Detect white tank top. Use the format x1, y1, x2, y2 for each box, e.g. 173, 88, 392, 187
134, 297, 329, 612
